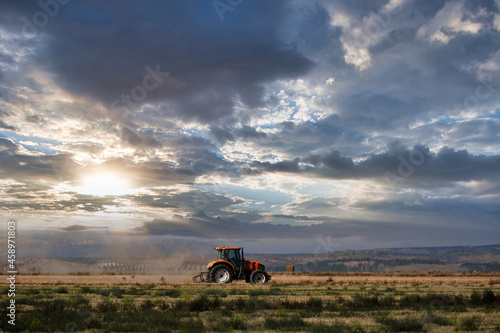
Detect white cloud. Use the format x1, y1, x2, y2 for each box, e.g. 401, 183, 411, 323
417, 0, 483, 45
324, 0, 413, 70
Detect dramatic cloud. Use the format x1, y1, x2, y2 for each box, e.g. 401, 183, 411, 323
0, 0, 499, 254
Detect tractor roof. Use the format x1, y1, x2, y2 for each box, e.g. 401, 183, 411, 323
215, 247, 241, 250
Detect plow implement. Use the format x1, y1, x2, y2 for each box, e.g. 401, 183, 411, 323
192, 272, 209, 283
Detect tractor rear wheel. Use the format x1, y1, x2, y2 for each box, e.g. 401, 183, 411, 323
210, 264, 234, 283
250, 269, 270, 284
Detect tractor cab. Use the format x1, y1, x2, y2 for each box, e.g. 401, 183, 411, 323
216, 247, 242, 272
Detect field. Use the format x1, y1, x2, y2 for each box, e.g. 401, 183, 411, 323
1, 273, 500, 332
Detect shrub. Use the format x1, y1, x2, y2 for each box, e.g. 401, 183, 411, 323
400, 294, 421, 308
180, 318, 205, 333
54, 286, 68, 294
351, 293, 379, 308
453, 315, 482, 331
80, 286, 92, 293
98, 289, 110, 297
27, 288, 41, 295
140, 299, 155, 311
212, 314, 248, 332
481, 289, 496, 305
311, 322, 365, 333
425, 311, 451, 326
156, 288, 181, 298
95, 299, 118, 312
70, 295, 90, 308
189, 295, 221, 312
204, 288, 228, 298
306, 297, 323, 310
470, 291, 482, 305
110, 287, 125, 298
41, 298, 66, 312
376, 314, 424, 332
380, 294, 395, 307
121, 297, 136, 311
264, 315, 305, 331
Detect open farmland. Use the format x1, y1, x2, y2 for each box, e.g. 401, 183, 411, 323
1, 273, 500, 332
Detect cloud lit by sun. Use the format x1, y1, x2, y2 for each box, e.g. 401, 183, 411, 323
76, 174, 131, 196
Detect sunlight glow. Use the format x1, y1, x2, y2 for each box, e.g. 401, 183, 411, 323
77, 174, 130, 196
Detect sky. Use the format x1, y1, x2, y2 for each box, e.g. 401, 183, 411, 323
0, 0, 499, 255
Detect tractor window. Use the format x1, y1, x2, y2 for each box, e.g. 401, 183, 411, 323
218, 250, 228, 261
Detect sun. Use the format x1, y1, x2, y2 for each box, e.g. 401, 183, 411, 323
77, 174, 130, 196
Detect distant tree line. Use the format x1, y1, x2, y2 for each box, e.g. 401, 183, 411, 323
461, 263, 500, 272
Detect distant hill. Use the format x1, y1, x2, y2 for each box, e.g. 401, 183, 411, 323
250, 244, 500, 272
2, 244, 499, 274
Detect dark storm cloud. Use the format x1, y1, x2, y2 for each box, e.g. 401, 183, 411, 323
142, 211, 376, 240
0, 191, 118, 213
325, 144, 500, 184
0, 138, 78, 182
120, 126, 161, 149
140, 209, 500, 248
249, 142, 500, 186
355, 196, 500, 222
4, 0, 313, 123
209, 125, 267, 145
128, 189, 244, 217
58, 224, 108, 231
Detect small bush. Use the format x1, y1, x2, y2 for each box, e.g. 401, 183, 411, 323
453, 315, 482, 331
400, 294, 421, 308
481, 289, 496, 305
140, 299, 155, 311
41, 298, 66, 312
121, 297, 136, 311
380, 294, 395, 307
156, 288, 182, 298
264, 315, 305, 331
425, 311, 451, 326
212, 314, 248, 332
377, 314, 424, 332
306, 297, 323, 310
470, 291, 482, 305
180, 318, 205, 333
189, 295, 221, 312
80, 286, 92, 293
54, 286, 68, 294
27, 288, 41, 295
95, 299, 118, 312
311, 322, 365, 333
98, 289, 110, 297
110, 287, 125, 298
71, 295, 90, 308
351, 293, 379, 308
204, 288, 228, 298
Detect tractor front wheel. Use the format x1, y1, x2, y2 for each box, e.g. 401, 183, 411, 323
250, 269, 270, 284
210, 264, 234, 283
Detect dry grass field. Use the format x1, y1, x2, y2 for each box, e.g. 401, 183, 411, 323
1, 272, 499, 332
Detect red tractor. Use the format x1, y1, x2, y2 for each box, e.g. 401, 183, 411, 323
193, 247, 271, 284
